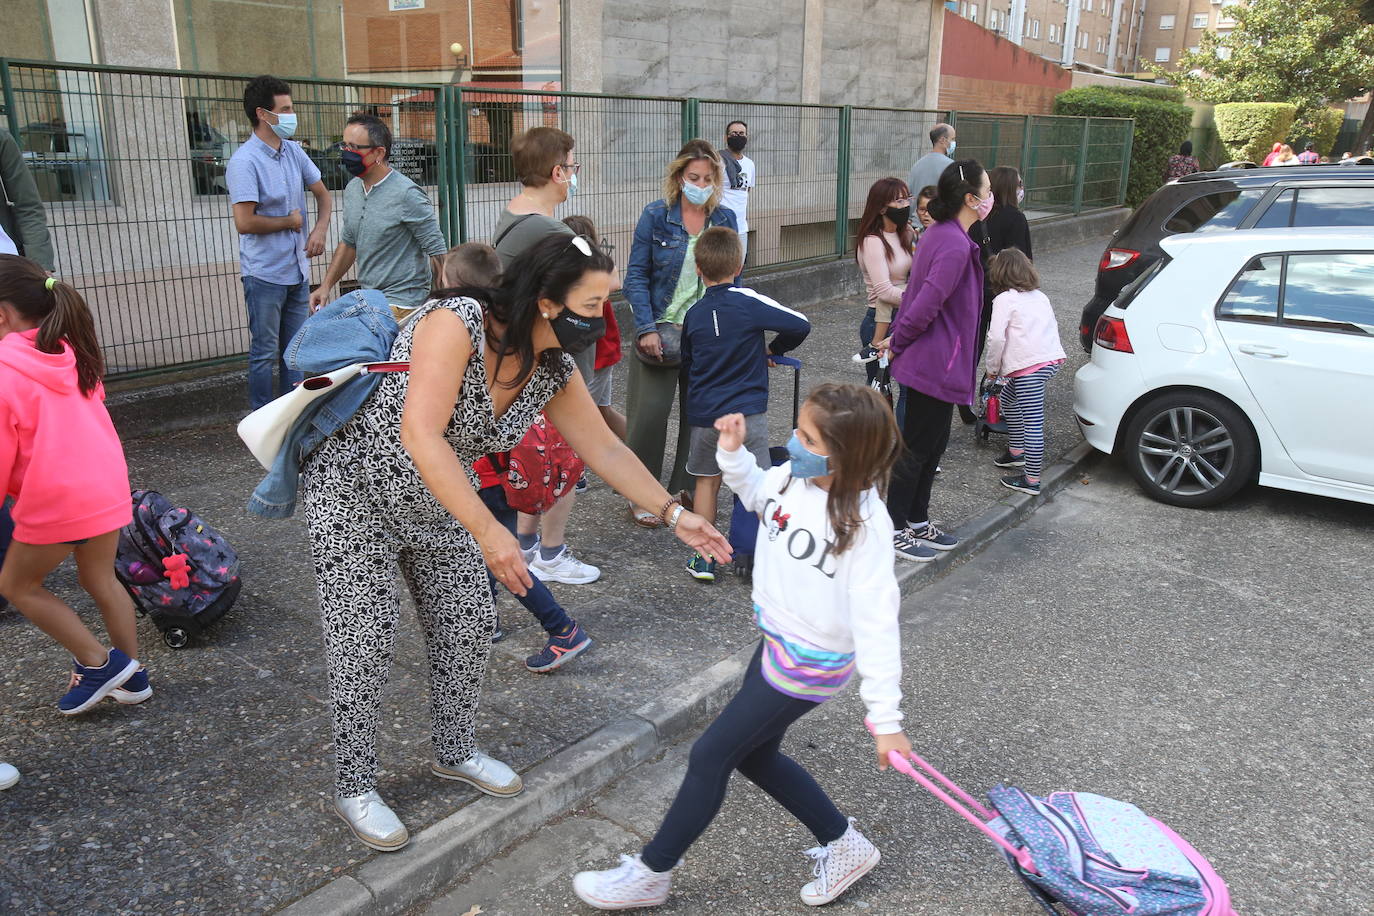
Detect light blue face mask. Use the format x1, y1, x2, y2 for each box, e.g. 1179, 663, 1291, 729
786, 431, 831, 479
560, 170, 579, 197
267, 111, 297, 140
681, 180, 712, 206
947, 139, 957, 155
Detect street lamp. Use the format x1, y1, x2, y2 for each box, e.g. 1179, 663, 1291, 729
449, 42, 472, 84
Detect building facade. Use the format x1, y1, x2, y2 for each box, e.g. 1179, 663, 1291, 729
1131, 0, 1239, 77
946, 0, 1151, 76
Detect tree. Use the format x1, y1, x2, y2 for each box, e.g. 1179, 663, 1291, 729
1151, 0, 1374, 154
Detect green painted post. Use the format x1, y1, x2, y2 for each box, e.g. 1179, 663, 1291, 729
1, 60, 19, 143
435, 86, 452, 245
1019, 113, 1032, 181
835, 106, 852, 256
1071, 117, 1090, 214
681, 98, 700, 143
990, 120, 1002, 166
452, 87, 469, 243
1117, 120, 1134, 207
1026, 116, 1041, 206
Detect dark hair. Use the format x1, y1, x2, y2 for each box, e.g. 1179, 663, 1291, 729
926, 159, 986, 223
987, 247, 1041, 295
780, 383, 900, 555
725, 120, 748, 134
855, 177, 914, 264
917, 185, 938, 204
988, 166, 1021, 210
0, 254, 104, 396
1179, 140, 1194, 156
929, 123, 954, 147
561, 214, 600, 246
694, 226, 743, 282
346, 113, 391, 158
452, 234, 614, 388
244, 75, 291, 127
512, 126, 575, 187
443, 242, 502, 289
1303, 141, 1314, 151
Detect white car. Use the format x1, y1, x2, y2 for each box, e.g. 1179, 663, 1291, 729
1073, 227, 1374, 508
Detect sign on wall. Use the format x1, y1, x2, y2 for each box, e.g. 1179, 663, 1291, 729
388, 0, 424, 10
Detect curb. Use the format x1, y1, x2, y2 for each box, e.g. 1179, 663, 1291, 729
275, 440, 1100, 915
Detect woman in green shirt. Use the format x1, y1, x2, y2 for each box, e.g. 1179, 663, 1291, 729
622, 140, 738, 526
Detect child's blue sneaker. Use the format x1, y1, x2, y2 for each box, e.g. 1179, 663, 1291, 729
59, 648, 139, 715
686, 552, 716, 582
110, 666, 153, 705
526, 622, 593, 673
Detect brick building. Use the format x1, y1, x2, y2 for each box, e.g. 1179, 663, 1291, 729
1131, 0, 1240, 77
946, 0, 1150, 76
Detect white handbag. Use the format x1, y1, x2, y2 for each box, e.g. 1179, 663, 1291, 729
237, 361, 408, 470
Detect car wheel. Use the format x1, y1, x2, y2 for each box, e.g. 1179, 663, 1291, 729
1122, 392, 1257, 508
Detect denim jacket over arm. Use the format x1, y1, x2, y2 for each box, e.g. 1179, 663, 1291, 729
624, 198, 739, 338
247, 288, 399, 518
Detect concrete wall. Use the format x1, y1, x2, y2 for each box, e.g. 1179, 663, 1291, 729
938, 10, 1071, 115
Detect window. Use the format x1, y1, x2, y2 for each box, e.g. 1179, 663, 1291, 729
1155, 47, 1171, 61
1193, 13, 1208, 27
1217, 256, 1281, 324
1189, 46, 1200, 53
1096, 36, 1105, 52
1291, 188, 1374, 228
1082, 0, 1093, 10
1216, 46, 1232, 60
1049, 23, 1059, 42
1079, 30, 1089, 49
1164, 189, 1265, 234
960, 2, 968, 16
1255, 190, 1295, 228
970, 3, 979, 22
1281, 254, 1374, 336
1160, 14, 1176, 28
990, 9, 1000, 28
1032, 18, 1041, 37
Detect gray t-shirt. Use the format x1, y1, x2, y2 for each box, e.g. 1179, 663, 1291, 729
908, 151, 955, 202
340, 169, 448, 310
492, 209, 573, 269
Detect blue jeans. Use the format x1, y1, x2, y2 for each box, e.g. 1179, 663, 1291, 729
640, 641, 847, 872
242, 275, 309, 409
859, 308, 908, 431
478, 485, 573, 635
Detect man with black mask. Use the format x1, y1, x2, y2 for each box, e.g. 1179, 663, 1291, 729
721, 121, 755, 263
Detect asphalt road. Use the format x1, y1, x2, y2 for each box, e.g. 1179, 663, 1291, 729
412, 458, 1374, 916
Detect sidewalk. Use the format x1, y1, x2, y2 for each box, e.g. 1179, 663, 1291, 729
1, 235, 1109, 916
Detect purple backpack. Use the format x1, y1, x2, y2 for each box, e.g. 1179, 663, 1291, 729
115, 490, 241, 649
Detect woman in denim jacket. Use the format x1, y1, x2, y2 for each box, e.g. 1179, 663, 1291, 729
623, 139, 737, 526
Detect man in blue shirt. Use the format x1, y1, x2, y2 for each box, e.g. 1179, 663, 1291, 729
226, 74, 333, 409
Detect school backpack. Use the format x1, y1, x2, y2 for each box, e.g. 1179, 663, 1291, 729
115, 489, 242, 649
500, 415, 584, 515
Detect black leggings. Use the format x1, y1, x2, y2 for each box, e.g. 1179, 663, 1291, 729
886, 387, 954, 531
640, 642, 848, 872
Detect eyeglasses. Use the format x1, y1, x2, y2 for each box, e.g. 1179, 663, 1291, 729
341, 142, 379, 152
560, 161, 582, 174
890, 197, 913, 207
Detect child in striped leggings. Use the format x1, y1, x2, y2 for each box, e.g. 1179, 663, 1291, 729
984, 248, 1066, 495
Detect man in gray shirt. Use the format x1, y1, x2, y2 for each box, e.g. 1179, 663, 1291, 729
310, 113, 447, 314
908, 123, 957, 202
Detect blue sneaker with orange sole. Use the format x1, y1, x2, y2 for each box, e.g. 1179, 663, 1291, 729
526, 622, 593, 673
110, 666, 153, 705
59, 648, 139, 715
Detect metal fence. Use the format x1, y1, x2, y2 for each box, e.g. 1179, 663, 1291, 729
0, 58, 1132, 379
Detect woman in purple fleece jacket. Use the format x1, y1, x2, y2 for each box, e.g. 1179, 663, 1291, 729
877, 160, 990, 562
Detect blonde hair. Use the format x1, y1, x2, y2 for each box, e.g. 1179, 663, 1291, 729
663, 139, 724, 211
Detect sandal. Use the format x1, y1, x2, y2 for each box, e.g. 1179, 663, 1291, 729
630, 504, 664, 528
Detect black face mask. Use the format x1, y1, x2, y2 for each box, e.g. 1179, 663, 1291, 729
884, 205, 911, 226
726, 135, 748, 153
551, 310, 605, 354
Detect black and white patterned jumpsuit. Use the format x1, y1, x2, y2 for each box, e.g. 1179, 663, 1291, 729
300, 296, 573, 798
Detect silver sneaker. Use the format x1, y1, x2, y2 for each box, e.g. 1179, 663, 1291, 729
0, 762, 18, 791
333, 790, 410, 852
431, 751, 524, 797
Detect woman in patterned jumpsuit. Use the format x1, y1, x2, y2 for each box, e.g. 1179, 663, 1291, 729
301, 235, 732, 851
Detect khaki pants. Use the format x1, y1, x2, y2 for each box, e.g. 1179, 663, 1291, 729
625, 355, 693, 496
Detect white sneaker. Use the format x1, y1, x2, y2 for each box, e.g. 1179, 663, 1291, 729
529, 546, 601, 585
800, 819, 880, 906
520, 536, 540, 568
0, 762, 18, 790
573, 854, 672, 910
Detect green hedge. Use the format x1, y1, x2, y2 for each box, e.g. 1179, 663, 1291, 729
1213, 102, 1297, 163
1053, 87, 1192, 207
1300, 108, 1346, 158
1095, 84, 1187, 105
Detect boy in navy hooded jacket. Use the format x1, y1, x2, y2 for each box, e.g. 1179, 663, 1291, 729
680, 227, 810, 581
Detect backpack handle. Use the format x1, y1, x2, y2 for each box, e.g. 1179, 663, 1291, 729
866, 720, 1038, 875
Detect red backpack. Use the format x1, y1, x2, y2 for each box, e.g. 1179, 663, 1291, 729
499, 414, 584, 514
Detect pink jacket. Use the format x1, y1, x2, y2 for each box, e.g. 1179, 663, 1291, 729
0, 329, 131, 543
856, 232, 912, 324
983, 289, 1067, 377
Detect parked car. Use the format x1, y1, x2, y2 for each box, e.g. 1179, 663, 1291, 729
1079, 165, 1374, 351
1074, 227, 1374, 509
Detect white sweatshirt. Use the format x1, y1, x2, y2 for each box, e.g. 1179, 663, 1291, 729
718, 443, 904, 734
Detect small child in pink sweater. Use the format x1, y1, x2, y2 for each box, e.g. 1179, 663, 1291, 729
983, 248, 1066, 495
0, 254, 147, 716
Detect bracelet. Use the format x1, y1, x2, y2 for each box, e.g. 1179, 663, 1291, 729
666, 504, 685, 530
658, 496, 681, 523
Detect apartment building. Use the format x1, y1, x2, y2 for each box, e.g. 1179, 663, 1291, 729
947, 0, 1149, 76
1132, 0, 1240, 76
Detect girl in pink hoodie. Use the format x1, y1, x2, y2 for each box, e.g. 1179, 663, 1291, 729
0, 254, 147, 715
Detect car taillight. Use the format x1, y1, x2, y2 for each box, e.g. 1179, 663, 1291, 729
1099, 248, 1140, 271
1093, 315, 1133, 353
